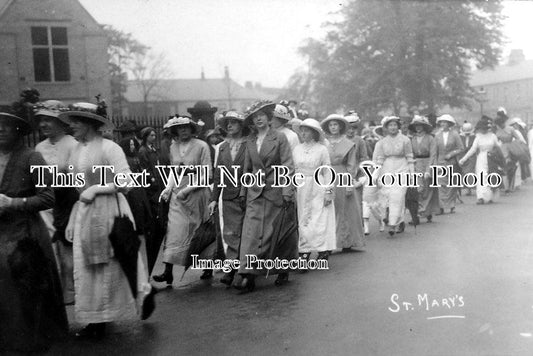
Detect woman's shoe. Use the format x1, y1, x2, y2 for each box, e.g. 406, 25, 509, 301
317, 251, 329, 261
450, 207, 455, 214
397, 222, 405, 233
379, 220, 386, 232
141, 288, 157, 320
76, 323, 106, 339
274, 273, 289, 286
152, 271, 173, 285
237, 275, 255, 294
220, 271, 235, 286
436, 208, 445, 215
476, 199, 485, 205
388, 230, 395, 237
153, 263, 174, 285
363, 219, 370, 235
427, 215, 432, 223
200, 269, 213, 280
298, 253, 310, 273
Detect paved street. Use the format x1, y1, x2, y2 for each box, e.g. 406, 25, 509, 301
51, 183, 533, 356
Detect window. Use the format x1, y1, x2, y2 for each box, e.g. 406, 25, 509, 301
31, 26, 70, 82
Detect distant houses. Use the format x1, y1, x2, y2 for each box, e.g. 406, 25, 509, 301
0, 0, 110, 109
451, 49, 533, 125
122, 68, 282, 117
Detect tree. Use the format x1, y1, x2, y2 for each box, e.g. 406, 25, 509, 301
103, 25, 149, 114
288, 0, 505, 118
130, 51, 173, 116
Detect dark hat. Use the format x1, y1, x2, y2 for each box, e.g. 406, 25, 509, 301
408, 115, 432, 132
0, 112, 31, 135
244, 100, 276, 124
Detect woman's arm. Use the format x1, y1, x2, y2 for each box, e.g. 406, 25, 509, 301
459, 136, 479, 165
4, 151, 54, 212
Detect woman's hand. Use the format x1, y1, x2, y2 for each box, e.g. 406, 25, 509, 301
0, 194, 13, 213
345, 186, 354, 197
175, 190, 188, 200
324, 192, 333, 207
159, 188, 171, 202
458, 158, 465, 166
208, 201, 217, 215
79, 186, 97, 204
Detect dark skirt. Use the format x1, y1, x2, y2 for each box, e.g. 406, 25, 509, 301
238, 197, 298, 275
0, 214, 68, 352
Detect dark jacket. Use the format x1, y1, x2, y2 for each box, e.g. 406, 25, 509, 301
240, 129, 294, 205
211, 140, 247, 202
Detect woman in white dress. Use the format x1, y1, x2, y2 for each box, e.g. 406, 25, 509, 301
293, 119, 336, 263
62, 103, 155, 338
372, 116, 415, 236
459, 117, 500, 204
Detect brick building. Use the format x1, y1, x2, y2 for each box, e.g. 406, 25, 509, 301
0, 0, 110, 108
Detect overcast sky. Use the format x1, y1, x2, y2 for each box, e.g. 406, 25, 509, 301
79, 0, 533, 88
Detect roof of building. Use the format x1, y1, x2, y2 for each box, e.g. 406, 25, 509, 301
471, 59, 533, 87
124, 78, 281, 103
0, 0, 12, 17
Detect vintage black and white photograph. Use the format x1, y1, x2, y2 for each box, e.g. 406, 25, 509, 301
0, 0, 533, 354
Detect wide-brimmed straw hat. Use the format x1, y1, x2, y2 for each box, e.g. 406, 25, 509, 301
0, 112, 32, 135
272, 104, 291, 121
243, 100, 276, 124
33, 100, 67, 121
345, 112, 361, 126
165, 116, 198, 134
408, 115, 432, 132
381, 116, 401, 128
58, 102, 114, 131
373, 125, 384, 138
321, 114, 349, 135
460, 122, 474, 135
300, 118, 325, 142
436, 114, 456, 126
509, 117, 526, 129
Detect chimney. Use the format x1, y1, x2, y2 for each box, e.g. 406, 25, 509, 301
245, 81, 253, 89
508, 49, 525, 66
224, 66, 229, 80
201, 67, 205, 80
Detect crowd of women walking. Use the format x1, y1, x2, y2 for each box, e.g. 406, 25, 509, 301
0, 96, 531, 352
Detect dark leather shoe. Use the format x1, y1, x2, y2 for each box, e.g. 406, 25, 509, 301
274, 273, 289, 286
397, 222, 405, 233
236, 275, 255, 294
450, 207, 455, 214
427, 215, 433, 223
152, 271, 173, 285
220, 272, 235, 286
200, 269, 213, 280
76, 323, 106, 339
436, 208, 445, 215
141, 288, 157, 320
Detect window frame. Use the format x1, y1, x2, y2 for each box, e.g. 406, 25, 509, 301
31, 25, 71, 83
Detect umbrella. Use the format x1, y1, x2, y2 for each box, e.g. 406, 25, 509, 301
266, 202, 299, 277
181, 212, 223, 279
109, 214, 140, 298
405, 187, 420, 229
